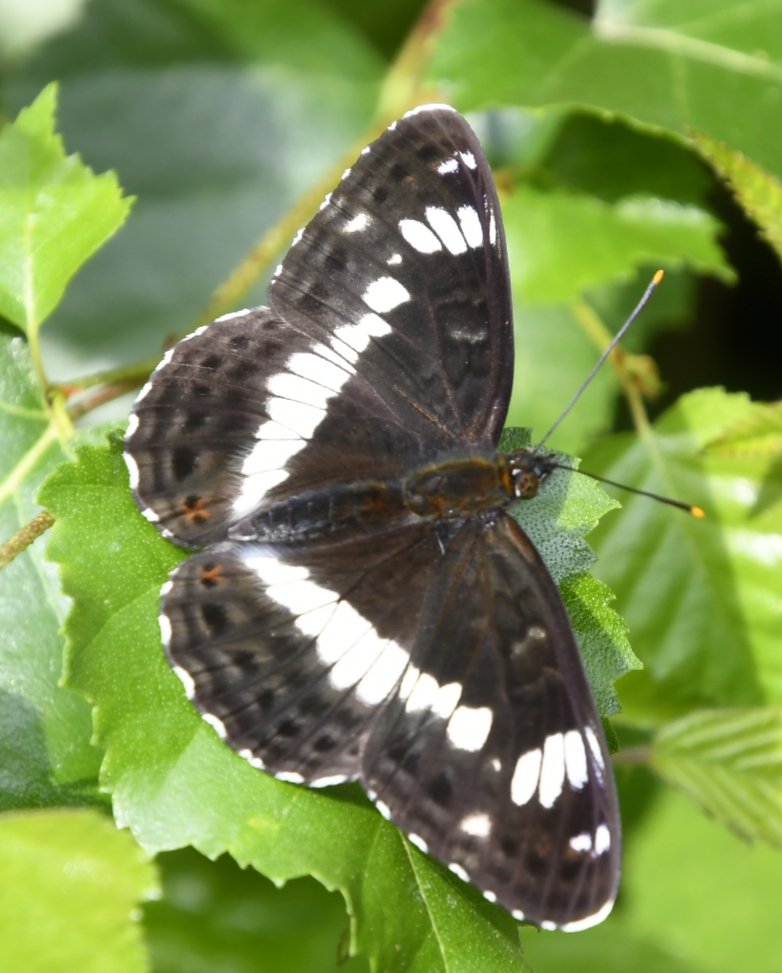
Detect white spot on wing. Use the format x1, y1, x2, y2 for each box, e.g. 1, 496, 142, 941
343, 212, 369, 233
248, 554, 409, 705
399, 218, 442, 254
239, 748, 265, 770
437, 156, 459, 175
447, 705, 492, 752
408, 833, 429, 853
432, 682, 462, 719
425, 206, 467, 255
585, 725, 605, 771
267, 372, 331, 411
124, 451, 140, 490
564, 729, 588, 790
203, 712, 228, 739
489, 210, 497, 246
276, 770, 305, 784
159, 612, 172, 647
362, 276, 410, 313
594, 823, 611, 854
172, 664, 194, 698
267, 396, 326, 438
214, 309, 249, 324
457, 204, 482, 249
132, 378, 154, 405
569, 831, 592, 853
558, 896, 615, 932
458, 150, 477, 170
327, 624, 383, 689
310, 774, 349, 788
460, 811, 492, 837
355, 641, 409, 705
448, 862, 469, 882
404, 103, 457, 118
387, 252, 402, 265
511, 748, 542, 806
318, 192, 332, 212
374, 798, 391, 819
538, 732, 566, 809
287, 350, 351, 391
401, 668, 436, 712
333, 313, 391, 361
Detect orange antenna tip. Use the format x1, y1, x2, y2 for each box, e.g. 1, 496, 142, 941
652, 269, 664, 285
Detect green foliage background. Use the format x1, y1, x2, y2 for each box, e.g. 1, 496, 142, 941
1, 1, 781, 971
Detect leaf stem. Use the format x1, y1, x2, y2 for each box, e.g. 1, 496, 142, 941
0, 511, 56, 569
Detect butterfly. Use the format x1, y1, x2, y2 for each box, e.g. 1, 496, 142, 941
125, 104, 621, 931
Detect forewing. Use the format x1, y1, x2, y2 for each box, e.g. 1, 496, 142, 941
270, 104, 514, 451
126, 105, 513, 546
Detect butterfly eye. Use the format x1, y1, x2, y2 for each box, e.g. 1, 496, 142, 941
125, 103, 620, 932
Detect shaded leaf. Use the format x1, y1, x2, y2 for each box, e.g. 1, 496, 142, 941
0, 334, 100, 810
144, 849, 368, 973
692, 130, 782, 262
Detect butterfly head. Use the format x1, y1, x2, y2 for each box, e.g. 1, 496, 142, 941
504, 448, 559, 501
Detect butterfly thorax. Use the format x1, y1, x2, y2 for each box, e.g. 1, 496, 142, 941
403, 449, 553, 517
229, 449, 556, 545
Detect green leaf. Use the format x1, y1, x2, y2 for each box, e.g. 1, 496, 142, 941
0, 84, 133, 334
41, 439, 532, 973
5, 0, 383, 379
499, 431, 639, 714
0, 334, 100, 810
145, 849, 368, 973
0, 808, 157, 973
430, 0, 782, 179
584, 389, 782, 717
506, 187, 731, 305
652, 706, 782, 847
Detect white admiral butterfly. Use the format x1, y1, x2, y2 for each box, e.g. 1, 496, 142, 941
125, 104, 620, 931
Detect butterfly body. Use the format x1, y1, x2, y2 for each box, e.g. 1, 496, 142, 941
126, 104, 620, 931
228, 448, 554, 545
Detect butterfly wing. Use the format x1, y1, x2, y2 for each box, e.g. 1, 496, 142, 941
162, 511, 619, 930
125, 106, 512, 546
362, 513, 620, 930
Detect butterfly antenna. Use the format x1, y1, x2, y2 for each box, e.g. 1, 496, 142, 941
549, 463, 705, 517
539, 270, 664, 447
